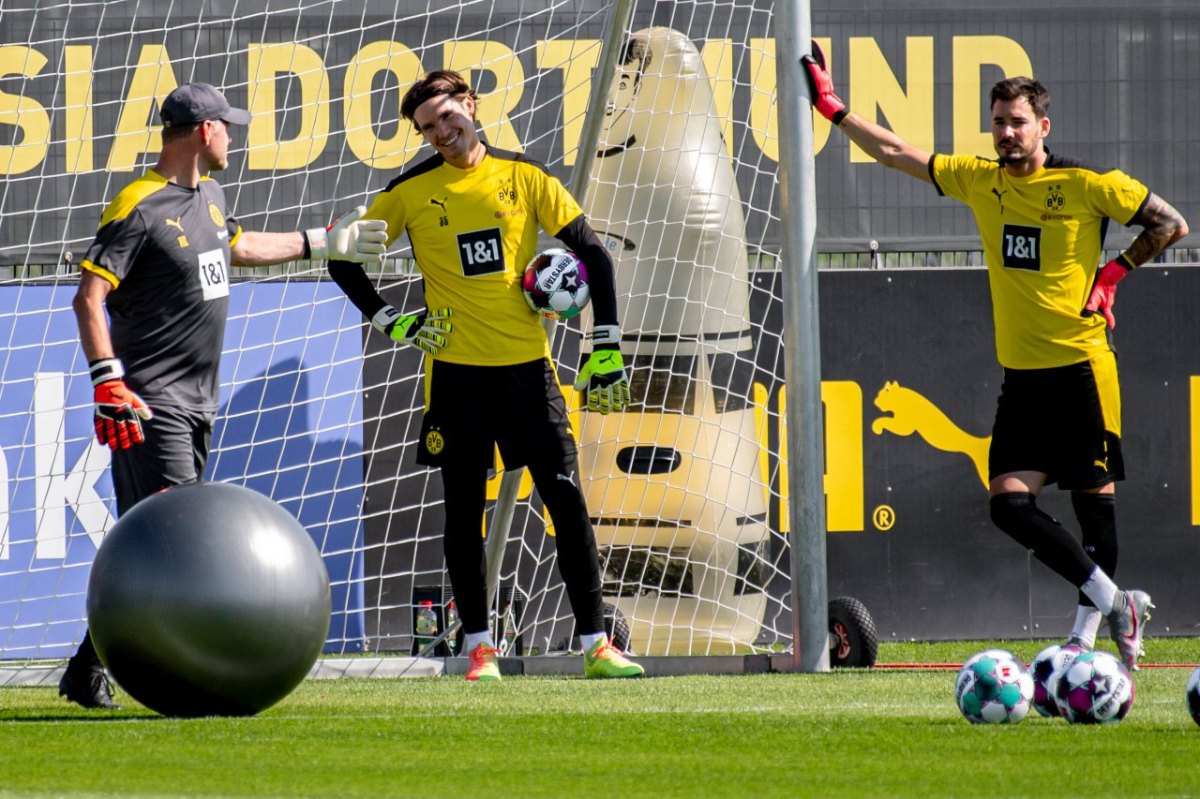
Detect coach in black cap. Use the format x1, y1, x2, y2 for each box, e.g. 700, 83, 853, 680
160, 82, 252, 128
59, 78, 387, 710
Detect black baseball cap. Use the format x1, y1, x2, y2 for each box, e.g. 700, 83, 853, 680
160, 82, 251, 128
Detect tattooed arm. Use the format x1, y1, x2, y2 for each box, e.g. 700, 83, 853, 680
1122, 193, 1190, 266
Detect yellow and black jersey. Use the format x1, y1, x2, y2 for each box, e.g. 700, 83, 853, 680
362, 146, 588, 366
80, 169, 242, 411
931, 151, 1149, 369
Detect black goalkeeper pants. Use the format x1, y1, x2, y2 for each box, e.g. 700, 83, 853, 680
440, 453, 605, 639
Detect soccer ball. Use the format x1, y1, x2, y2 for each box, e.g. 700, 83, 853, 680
522, 248, 590, 320
1054, 650, 1134, 724
1029, 643, 1085, 718
1185, 666, 1200, 726
954, 649, 1034, 724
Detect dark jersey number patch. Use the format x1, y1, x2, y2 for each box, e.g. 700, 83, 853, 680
457, 228, 505, 277
1001, 224, 1042, 271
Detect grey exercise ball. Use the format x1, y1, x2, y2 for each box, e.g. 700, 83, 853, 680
86, 482, 331, 717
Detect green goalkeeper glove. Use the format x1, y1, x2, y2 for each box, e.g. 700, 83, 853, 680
574, 325, 630, 414
372, 305, 452, 356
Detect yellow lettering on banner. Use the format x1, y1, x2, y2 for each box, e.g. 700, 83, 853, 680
848, 36, 933, 164
536, 40, 601, 167
343, 41, 424, 170
64, 46, 93, 173
752, 383, 772, 505
749, 37, 832, 161
747, 38, 777, 162
444, 41, 524, 153
700, 39, 735, 158
0, 46, 50, 175
107, 45, 177, 172
247, 44, 329, 170
1192, 377, 1200, 526
777, 381, 865, 534
953, 36, 1034, 156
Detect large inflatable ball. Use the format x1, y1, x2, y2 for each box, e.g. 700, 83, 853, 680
87, 482, 331, 717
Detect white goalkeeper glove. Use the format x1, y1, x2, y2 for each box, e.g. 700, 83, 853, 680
574, 324, 630, 414
372, 305, 453, 356
306, 206, 388, 264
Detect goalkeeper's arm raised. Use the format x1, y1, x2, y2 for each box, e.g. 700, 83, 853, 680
801, 40, 934, 184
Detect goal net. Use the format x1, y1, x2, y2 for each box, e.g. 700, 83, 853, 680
0, 0, 792, 661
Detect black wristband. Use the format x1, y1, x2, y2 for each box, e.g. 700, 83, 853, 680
301, 230, 312, 260
1117, 253, 1136, 271
831, 108, 848, 126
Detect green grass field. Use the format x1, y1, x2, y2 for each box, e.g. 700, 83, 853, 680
3, 640, 1199, 798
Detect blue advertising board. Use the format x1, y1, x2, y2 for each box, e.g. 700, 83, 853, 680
0, 282, 366, 658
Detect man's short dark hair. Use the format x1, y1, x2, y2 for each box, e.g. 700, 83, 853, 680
990, 77, 1050, 118
161, 121, 201, 143
400, 70, 479, 129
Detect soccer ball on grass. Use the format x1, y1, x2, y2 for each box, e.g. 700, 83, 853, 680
954, 648, 1034, 724
1053, 649, 1134, 724
1029, 643, 1085, 718
522, 248, 590, 320
1186, 665, 1200, 727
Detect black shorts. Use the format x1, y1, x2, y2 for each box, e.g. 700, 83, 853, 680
988, 352, 1124, 490
110, 404, 215, 517
416, 358, 576, 472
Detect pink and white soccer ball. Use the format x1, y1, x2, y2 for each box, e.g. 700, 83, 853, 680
522, 249, 590, 320
1029, 643, 1085, 718
1053, 650, 1135, 724
954, 648, 1034, 724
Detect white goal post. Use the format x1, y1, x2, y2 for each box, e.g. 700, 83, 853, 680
0, 0, 836, 663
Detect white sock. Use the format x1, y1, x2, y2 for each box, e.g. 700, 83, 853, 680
1079, 567, 1120, 615
1070, 606, 1102, 648
579, 632, 607, 652
464, 632, 495, 652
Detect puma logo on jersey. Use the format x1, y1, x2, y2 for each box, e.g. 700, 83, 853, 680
1094, 458, 1109, 470
165, 216, 188, 248
556, 471, 577, 486
429, 197, 448, 211
991, 188, 1008, 214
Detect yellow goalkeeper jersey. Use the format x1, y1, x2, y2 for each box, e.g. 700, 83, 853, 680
931, 151, 1149, 369
363, 146, 582, 366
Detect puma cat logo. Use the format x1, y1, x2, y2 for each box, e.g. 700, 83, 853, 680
871, 380, 991, 489
429, 197, 448, 211
164, 216, 185, 232
991, 188, 1008, 214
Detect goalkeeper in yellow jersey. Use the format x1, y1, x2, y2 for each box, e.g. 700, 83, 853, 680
804, 45, 1188, 670
327, 70, 642, 681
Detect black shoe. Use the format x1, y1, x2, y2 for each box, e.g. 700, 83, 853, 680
58, 664, 120, 709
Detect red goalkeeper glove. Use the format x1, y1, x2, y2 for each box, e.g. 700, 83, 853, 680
800, 40, 848, 125
1082, 256, 1135, 330
90, 359, 153, 450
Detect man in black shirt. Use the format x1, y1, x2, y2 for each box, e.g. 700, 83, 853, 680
62, 83, 387, 708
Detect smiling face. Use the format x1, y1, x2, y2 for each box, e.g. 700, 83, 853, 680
412, 92, 484, 169
991, 95, 1049, 174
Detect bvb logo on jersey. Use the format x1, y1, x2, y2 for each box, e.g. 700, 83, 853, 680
1045, 187, 1066, 211
208, 202, 225, 227
496, 179, 516, 207
424, 428, 445, 455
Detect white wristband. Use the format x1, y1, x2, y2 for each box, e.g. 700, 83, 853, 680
590, 325, 622, 347
305, 227, 330, 260
371, 305, 402, 334
89, 358, 125, 386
